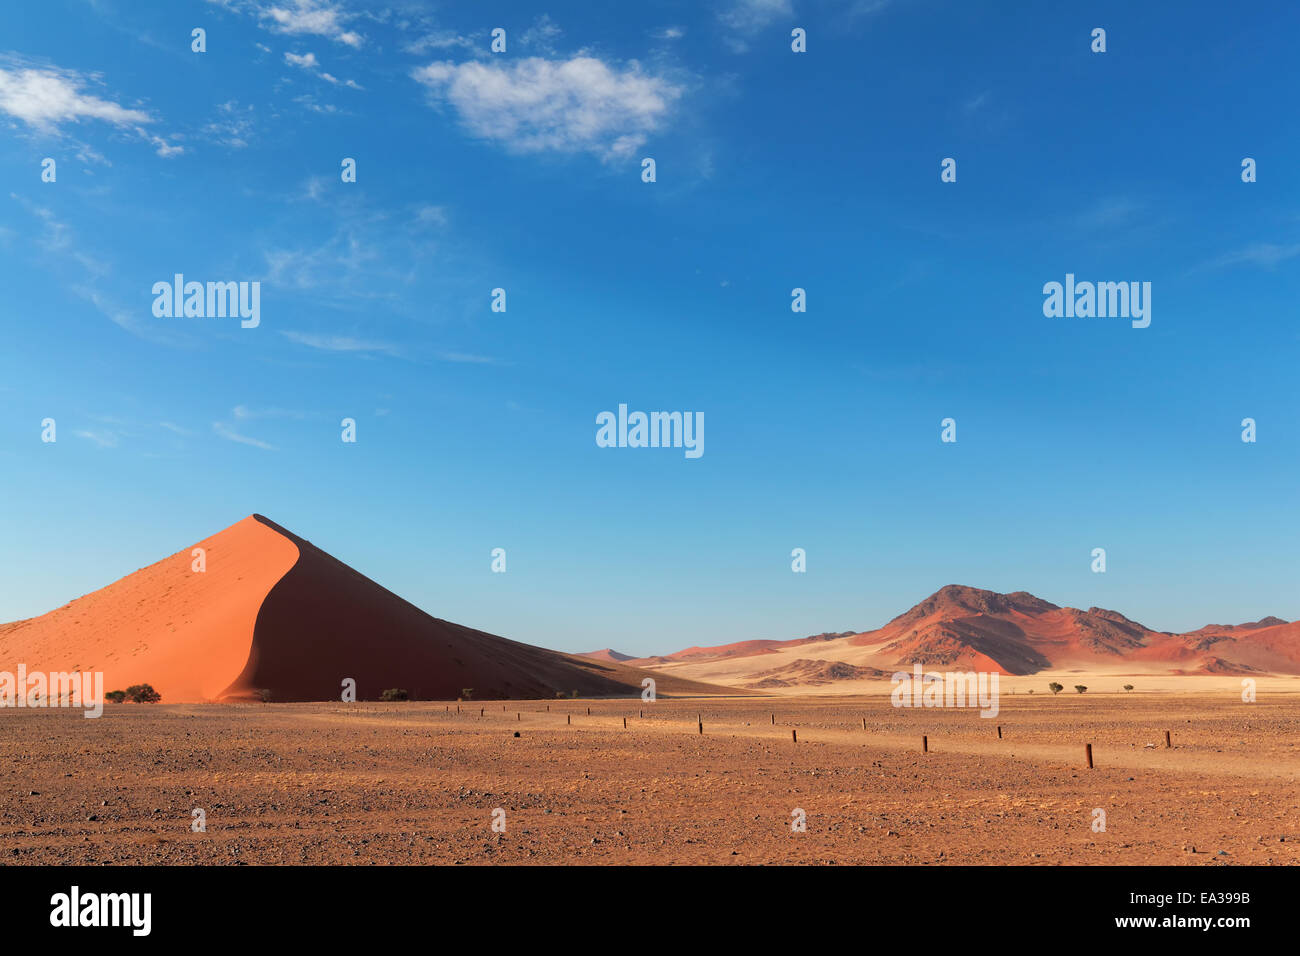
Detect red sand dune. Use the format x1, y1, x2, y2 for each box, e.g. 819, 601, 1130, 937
0, 516, 297, 701
577, 648, 635, 664
0, 516, 736, 703
741, 658, 893, 689
623, 632, 857, 668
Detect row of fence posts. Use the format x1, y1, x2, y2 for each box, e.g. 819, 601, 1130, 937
442, 704, 1175, 768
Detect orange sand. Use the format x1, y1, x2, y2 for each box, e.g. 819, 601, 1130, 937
0, 516, 298, 701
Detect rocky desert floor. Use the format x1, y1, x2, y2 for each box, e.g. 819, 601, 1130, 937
1, 693, 1298, 865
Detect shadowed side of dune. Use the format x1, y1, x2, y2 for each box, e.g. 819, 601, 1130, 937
222, 516, 739, 701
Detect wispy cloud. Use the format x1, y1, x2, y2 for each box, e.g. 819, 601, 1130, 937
401, 30, 478, 56
278, 331, 496, 365
233, 404, 307, 420
200, 99, 256, 149
716, 0, 791, 51
414, 204, 448, 227
73, 429, 119, 448
213, 420, 276, 450
9, 192, 182, 343
412, 56, 684, 161
284, 49, 361, 87
847, 0, 893, 17
263, 229, 382, 290
717, 0, 892, 51
76, 286, 153, 337
1208, 242, 1300, 269
1075, 197, 1144, 232
280, 330, 401, 355
432, 350, 499, 365
519, 15, 563, 56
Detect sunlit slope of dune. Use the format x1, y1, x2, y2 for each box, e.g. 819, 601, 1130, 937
0, 516, 299, 701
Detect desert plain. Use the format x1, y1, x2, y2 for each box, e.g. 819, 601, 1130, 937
2, 517, 1297, 866
2, 689, 1297, 866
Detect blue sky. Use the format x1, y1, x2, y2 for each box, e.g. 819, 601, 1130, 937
1, 0, 1296, 656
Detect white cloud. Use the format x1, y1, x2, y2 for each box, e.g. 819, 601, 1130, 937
412, 56, 683, 161
143, 131, 183, 157
0, 57, 181, 156
0, 61, 150, 130
261, 1, 363, 47
284, 51, 320, 69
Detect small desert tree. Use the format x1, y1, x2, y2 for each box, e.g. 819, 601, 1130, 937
1048, 682, 1064, 695
105, 690, 126, 703
1074, 685, 1087, 694
461, 688, 474, 700
381, 688, 409, 702
125, 683, 161, 703
1123, 684, 1134, 692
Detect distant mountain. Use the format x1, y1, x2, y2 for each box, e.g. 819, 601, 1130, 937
632, 585, 1297, 685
